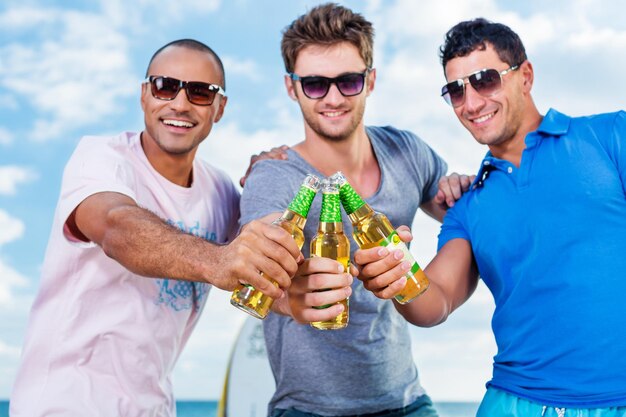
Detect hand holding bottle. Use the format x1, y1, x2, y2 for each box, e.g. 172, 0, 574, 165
353, 225, 416, 300
286, 257, 353, 324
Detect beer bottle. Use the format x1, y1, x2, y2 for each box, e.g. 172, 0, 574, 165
230, 174, 321, 319
331, 171, 429, 304
309, 178, 350, 330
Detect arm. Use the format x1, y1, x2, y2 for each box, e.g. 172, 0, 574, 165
70, 192, 301, 298
354, 228, 478, 327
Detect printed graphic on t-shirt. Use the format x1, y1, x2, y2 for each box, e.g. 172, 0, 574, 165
154, 219, 217, 311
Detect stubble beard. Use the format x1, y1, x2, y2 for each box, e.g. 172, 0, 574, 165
302, 103, 366, 143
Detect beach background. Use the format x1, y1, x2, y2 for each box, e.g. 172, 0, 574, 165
0, 0, 623, 413
0, 401, 478, 417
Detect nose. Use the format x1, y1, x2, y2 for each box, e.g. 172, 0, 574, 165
322, 82, 344, 106
169, 87, 193, 111
462, 82, 486, 113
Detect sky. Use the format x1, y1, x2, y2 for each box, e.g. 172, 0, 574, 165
0, 0, 624, 403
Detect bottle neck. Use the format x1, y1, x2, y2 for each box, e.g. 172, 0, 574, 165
317, 221, 344, 233
278, 209, 307, 229
347, 203, 374, 224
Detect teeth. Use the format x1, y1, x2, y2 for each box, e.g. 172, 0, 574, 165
163, 119, 194, 128
324, 111, 343, 117
474, 113, 494, 123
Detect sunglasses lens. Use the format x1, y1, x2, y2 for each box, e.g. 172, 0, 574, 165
336, 73, 365, 96
301, 77, 330, 99
443, 80, 465, 107
470, 69, 502, 96
151, 77, 180, 100
186, 82, 217, 105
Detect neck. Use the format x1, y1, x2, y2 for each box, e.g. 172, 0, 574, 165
294, 125, 380, 198
489, 105, 543, 167
140, 132, 195, 187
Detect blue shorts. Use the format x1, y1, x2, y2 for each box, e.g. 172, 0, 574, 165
271, 394, 438, 417
477, 387, 626, 417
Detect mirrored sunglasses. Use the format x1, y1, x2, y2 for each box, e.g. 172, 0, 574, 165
145, 75, 225, 106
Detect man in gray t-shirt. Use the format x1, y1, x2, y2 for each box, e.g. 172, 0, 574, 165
240, 4, 448, 417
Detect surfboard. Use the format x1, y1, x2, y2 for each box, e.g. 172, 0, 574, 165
217, 317, 276, 417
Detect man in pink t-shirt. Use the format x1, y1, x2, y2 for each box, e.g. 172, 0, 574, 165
10, 39, 302, 417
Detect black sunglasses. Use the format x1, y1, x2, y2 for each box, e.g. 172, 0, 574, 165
441, 65, 520, 108
289, 69, 371, 99
145, 75, 225, 106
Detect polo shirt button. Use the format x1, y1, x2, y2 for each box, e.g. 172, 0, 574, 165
507, 167, 513, 173
484, 161, 490, 166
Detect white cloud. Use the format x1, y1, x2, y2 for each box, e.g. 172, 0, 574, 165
0, 210, 24, 245
0, 7, 136, 142
0, 166, 37, 195
0, 127, 14, 145
222, 56, 263, 82
0, 210, 29, 309
0, 339, 21, 359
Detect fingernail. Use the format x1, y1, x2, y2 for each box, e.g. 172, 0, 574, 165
337, 264, 344, 273
401, 261, 411, 271
393, 250, 404, 260
377, 247, 388, 256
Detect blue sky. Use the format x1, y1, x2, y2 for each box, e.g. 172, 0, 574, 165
0, 0, 624, 402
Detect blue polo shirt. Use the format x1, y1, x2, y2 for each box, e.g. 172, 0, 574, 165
438, 109, 626, 407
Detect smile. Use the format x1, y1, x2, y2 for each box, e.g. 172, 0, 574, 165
162, 119, 195, 128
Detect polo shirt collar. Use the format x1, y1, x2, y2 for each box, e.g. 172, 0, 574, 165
536, 108, 571, 137
469, 108, 571, 189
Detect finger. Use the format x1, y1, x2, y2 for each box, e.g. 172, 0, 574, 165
361, 259, 410, 293
297, 257, 346, 276
239, 269, 284, 299
300, 272, 353, 292
292, 302, 346, 324
305, 287, 352, 308
373, 275, 408, 300
358, 249, 405, 282
438, 176, 455, 207
395, 226, 413, 243
353, 246, 388, 266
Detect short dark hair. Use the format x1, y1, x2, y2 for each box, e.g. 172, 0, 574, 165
439, 18, 527, 72
281, 3, 374, 74
145, 39, 226, 90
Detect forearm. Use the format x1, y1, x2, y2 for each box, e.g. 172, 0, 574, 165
100, 205, 219, 283
394, 278, 452, 327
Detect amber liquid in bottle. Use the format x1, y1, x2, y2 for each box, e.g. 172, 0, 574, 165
332, 172, 429, 304
309, 179, 350, 330
230, 174, 320, 319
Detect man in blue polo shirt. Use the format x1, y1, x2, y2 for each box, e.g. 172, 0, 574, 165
355, 18, 626, 417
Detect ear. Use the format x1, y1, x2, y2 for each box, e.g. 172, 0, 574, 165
520, 60, 534, 94
140, 82, 149, 112
285, 74, 298, 101
213, 95, 228, 123
365, 68, 376, 96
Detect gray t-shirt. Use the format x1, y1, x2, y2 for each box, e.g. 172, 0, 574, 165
240, 125, 447, 416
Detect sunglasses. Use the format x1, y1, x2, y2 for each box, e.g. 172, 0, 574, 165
145, 75, 225, 106
441, 64, 520, 108
289, 69, 370, 99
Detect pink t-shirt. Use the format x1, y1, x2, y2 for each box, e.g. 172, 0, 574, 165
10, 132, 240, 416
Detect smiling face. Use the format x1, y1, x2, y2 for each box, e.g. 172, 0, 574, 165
140, 45, 226, 164
444, 43, 531, 156
286, 41, 374, 143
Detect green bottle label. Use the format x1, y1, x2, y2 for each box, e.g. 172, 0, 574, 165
338, 183, 366, 215
320, 191, 342, 223
380, 231, 421, 275
288, 185, 317, 217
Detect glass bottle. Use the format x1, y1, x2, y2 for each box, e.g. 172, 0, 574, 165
309, 178, 350, 330
331, 171, 429, 304
230, 174, 321, 319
